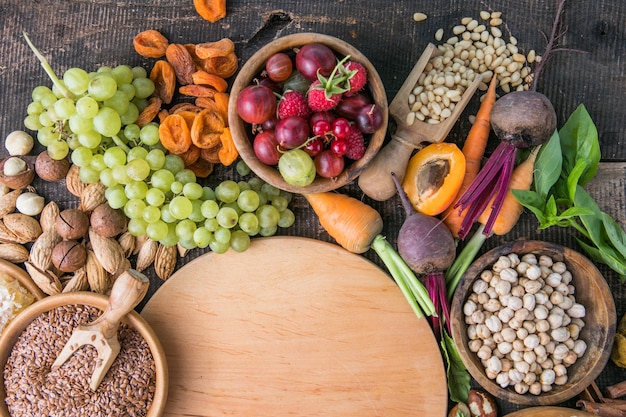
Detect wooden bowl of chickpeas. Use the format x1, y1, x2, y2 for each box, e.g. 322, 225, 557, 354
450, 240, 616, 406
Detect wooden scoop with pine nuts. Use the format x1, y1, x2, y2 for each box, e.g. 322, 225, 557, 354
51, 269, 150, 391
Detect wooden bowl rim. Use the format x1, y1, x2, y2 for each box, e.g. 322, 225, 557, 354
450, 240, 616, 406
228, 32, 389, 193
0, 292, 168, 417
0, 259, 46, 301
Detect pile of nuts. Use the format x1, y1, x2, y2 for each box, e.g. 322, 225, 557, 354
406, 10, 541, 126
464, 252, 587, 395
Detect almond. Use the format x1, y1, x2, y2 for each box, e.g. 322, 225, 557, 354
29, 230, 62, 271
88, 228, 126, 275
0, 243, 29, 263
3, 213, 42, 243
65, 164, 87, 197
62, 267, 90, 292
0, 188, 22, 219
85, 249, 109, 294
136, 238, 158, 272
467, 389, 497, 417
154, 244, 177, 280
24, 261, 62, 295
78, 181, 107, 213
39, 201, 60, 234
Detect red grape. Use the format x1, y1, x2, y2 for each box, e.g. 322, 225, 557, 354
266, 52, 293, 82
304, 137, 324, 157
335, 92, 371, 119
295, 43, 337, 82
275, 116, 310, 149
355, 104, 383, 134
330, 137, 348, 156
314, 149, 345, 178
253, 130, 281, 165
311, 119, 331, 137
332, 117, 351, 139
236, 84, 277, 124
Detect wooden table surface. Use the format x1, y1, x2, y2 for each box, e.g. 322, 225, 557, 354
1, 0, 625, 415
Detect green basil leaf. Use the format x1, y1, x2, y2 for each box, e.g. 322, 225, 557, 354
559, 104, 600, 186
601, 212, 626, 258
534, 131, 562, 198
577, 238, 626, 282
441, 330, 470, 404
566, 159, 589, 201
573, 185, 605, 247
546, 195, 558, 218
512, 189, 546, 224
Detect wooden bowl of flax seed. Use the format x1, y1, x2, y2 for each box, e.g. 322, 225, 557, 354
0, 291, 168, 417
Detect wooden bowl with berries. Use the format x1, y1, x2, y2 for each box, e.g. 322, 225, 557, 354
228, 33, 388, 193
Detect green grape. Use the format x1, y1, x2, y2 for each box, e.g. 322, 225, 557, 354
132, 77, 155, 99
146, 148, 166, 170
163, 154, 185, 174
75, 96, 100, 118
175, 169, 196, 185
47, 140, 70, 160
182, 182, 203, 200
175, 219, 197, 239
111, 164, 131, 185
160, 204, 176, 223
79, 166, 100, 184
127, 146, 148, 162
24, 115, 43, 131
169, 195, 193, 220
145, 187, 166, 206
271, 195, 289, 212
236, 160, 251, 176
279, 190, 293, 204
40, 92, 58, 109
124, 124, 141, 141
51, 81, 69, 98
202, 186, 216, 200
124, 198, 147, 219
132, 97, 148, 112
120, 102, 139, 125
160, 225, 179, 247
213, 227, 231, 244
27, 101, 45, 115
93, 107, 122, 137
71, 146, 93, 167
200, 199, 219, 219
230, 230, 251, 253
278, 208, 295, 228
46, 106, 60, 123
257, 191, 268, 207
188, 200, 205, 223
142, 205, 162, 223
209, 240, 229, 254
97, 65, 113, 73
216, 207, 238, 229
248, 177, 263, 192
261, 183, 281, 199
204, 218, 219, 232
90, 154, 107, 172
38, 111, 54, 127
32, 85, 54, 102
146, 220, 169, 241
150, 168, 175, 192
193, 227, 212, 249
103, 146, 127, 168
126, 159, 151, 181
77, 131, 102, 149
131, 66, 148, 79
67, 135, 81, 151
118, 83, 136, 101
238, 212, 260, 235
103, 91, 130, 115
125, 180, 149, 199
37, 126, 59, 146
99, 168, 117, 188
237, 181, 251, 191
128, 218, 148, 236
178, 238, 197, 251
53, 98, 76, 120
215, 180, 240, 203
63, 67, 90, 95
223, 201, 243, 216
256, 205, 280, 228
106, 185, 128, 209
170, 181, 183, 194
259, 225, 278, 237
112, 65, 134, 85
139, 123, 160, 146
237, 189, 260, 212
68, 114, 93, 134
88, 73, 118, 101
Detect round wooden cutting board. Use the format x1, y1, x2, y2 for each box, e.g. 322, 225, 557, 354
141, 236, 447, 416
503, 406, 598, 417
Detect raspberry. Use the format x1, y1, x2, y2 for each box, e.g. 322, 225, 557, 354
277, 90, 311, 119
307, 80, 342, 112
343, 61, 367, 96
344, 125, 366, 160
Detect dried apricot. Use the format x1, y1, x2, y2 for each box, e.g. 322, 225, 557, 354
191, 70, 228, 93
193, 0, 226, 23
165, 44, 196, 85
150, 60, 177, 104
179, 85, 218, 98
179, 144, 201, 166
213, 92, 230, 125
159, 114, 192, 154
133, 30, 169, 58
218, 128, 238, 166
200, 53, 238, 78
169, 103, 202, 114
136, 97, 163, 127
195, 38, 234, 59
200, 145, 222, 164
186, 158, 214, 178
191, 109, 225, 149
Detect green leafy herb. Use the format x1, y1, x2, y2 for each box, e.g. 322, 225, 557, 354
441, 330, 470, 403
513, 103, 626, 281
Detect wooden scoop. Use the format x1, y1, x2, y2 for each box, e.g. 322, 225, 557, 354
51, 269, 150, 391
358, 43, 483, 201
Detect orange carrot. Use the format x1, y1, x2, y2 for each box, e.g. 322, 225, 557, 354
304, 192, 383, 254
478, 145, 540, 235
442, 75, 499, 237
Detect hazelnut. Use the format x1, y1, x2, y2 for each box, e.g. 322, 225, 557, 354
16, 192, 45, 216
0, 156, 35, 189
5, 130, 34, 156
56, 209, 90, 240
52, 240, 87, 272
90, 203, 127, 237
467, 389, 497, 417
35, 151, 71, 182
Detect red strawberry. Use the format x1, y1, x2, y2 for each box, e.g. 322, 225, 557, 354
344, 125, 366, 160
307, 80, 343, 112
277, 90, 311, 119
343, 61, 367, 96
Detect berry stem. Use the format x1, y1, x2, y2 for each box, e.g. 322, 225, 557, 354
23, 32, 73, 99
